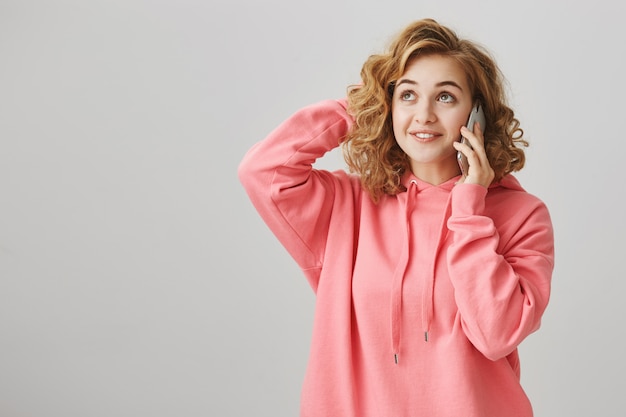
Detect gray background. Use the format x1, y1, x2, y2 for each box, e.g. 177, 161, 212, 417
1, 0, 624, 416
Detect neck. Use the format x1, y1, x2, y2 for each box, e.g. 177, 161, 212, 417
409, 161, 461, 185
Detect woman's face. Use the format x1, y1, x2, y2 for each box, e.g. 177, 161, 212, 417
391, 54, 474, 183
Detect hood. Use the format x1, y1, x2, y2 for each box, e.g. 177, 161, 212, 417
492, 174, 526, 192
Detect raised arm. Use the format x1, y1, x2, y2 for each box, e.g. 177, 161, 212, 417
446, 183, 555, 360
238, 99, 354, 280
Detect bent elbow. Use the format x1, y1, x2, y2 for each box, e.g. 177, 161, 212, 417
463, 319, 538, 362
237, 152, 265, 194
473, 341, 515, 361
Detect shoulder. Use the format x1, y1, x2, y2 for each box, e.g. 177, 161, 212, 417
487, 175, 551, 222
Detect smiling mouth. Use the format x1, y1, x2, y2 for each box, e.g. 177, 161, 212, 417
414, 133, 435, 139
411, 132, 439, 142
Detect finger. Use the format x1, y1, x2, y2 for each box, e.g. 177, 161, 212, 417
453, 140, 473, 159
460, 125, 487, 159
460, 125, 484, 148
455, 135, 486, 171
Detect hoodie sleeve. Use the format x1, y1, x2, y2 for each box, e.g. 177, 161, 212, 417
237, 99, 354, 287
446, 183, 555, 361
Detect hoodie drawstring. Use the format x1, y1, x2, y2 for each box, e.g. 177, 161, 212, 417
390, 180, 453, 364
390, 181, 417, 364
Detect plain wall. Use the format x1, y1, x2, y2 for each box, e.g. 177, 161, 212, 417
1, 0, 624, 416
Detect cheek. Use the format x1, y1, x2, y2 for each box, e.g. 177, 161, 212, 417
447, 113, 469, 136
390, 110, 400, 136
392, 117, 400, 134
391, 108, 409, 133
454, 106, 473, 127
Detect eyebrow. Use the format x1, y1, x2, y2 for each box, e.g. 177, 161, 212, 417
396, 78, 464, 91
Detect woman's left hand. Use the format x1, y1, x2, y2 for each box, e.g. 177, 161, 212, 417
453, 123, 495, 188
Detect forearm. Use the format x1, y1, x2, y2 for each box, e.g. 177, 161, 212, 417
446, 184, 554, 360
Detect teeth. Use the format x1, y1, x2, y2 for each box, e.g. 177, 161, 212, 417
414, 133, 434, 139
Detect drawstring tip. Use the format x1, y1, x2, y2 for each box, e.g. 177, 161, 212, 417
424, 331, 429, 342
394, 353, 399, 364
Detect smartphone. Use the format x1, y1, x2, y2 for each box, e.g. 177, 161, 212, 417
457, 103, 486, 176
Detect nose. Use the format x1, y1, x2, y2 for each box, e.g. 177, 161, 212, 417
414, 100, 436, 124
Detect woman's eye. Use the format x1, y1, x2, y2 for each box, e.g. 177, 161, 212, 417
400, 91, 415, 101
439, 93, 455, 103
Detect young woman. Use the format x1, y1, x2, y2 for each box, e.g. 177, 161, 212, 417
238, 18, 554, 417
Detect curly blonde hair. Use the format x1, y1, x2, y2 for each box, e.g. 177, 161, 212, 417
342, 18, 527, 202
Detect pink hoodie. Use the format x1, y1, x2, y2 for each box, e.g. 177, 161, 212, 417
238, 99, 554, 417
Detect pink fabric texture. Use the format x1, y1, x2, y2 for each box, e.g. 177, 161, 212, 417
238, 99, 555, 417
